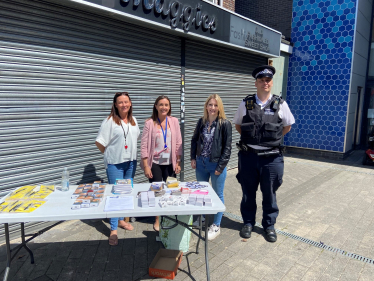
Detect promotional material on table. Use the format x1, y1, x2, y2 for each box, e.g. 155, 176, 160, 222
112, 178, 133, 194
182, 181, 209, 189
0, 199, 46, 213
140, 181, 212, 209
165, 177, 179, 188
0, 185, 54, 213
104, 196, 134, 212
71, 182, 106, 210
140, 191, 155, 208
150, 182, 164, 191
7, 185, 54, 200
0, 181, 216, 215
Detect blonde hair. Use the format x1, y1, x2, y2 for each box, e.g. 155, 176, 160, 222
203, 94, 226, 123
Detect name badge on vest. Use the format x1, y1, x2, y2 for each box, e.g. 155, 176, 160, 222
264, 109, 274, 115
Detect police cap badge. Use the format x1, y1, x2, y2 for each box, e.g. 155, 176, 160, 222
252, 65, 276, 79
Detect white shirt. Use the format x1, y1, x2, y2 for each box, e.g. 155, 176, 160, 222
96, 116, 140, 168
233, 94, 295, 126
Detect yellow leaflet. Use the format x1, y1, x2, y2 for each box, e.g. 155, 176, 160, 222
0, 201, 15, 212
7, 185, 54, 200
28, 185, 54, 199
41, 185, 54, 192
167, 182, 180, 188
7, 186, 35, 200
13, 200, 46, 213
1, 200, 22, 212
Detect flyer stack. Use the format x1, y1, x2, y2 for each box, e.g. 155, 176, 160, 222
71, 181, 106, 209
112, 179, 133, 194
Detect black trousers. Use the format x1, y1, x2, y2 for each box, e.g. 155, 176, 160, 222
149, 163, 176, 183
237, 151, 284, 229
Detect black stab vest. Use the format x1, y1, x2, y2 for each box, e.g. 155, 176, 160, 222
240, 94, 284, 147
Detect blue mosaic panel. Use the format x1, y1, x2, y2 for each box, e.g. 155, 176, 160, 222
284, 0, 356, 152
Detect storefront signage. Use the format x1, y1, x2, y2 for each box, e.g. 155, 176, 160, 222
229, 15, 280, 56
84, 0, 281, 56
120, 0, 217, 32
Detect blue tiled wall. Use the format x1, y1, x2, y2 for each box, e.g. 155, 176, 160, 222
284, 0, 356, 152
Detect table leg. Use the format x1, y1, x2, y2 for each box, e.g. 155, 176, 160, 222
196, 215, 202, 254
20, 223, 34, 264
3, 224, 11, 281
204, 216, 210, 281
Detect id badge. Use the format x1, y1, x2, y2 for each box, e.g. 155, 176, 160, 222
124, 149, 131, 158
161, 152, 170, 159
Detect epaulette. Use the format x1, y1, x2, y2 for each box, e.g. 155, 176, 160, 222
243, 94, 256, 110
243, 94, 255, 101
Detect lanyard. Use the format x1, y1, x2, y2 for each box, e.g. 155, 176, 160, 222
120, 121, 130, 150
157, 116, 168, 149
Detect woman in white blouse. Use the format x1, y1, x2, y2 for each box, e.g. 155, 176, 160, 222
95, 92, 140, 246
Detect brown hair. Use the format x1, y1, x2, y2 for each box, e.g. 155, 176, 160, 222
151, 95, 172, 121
108, 92, 136, 126
202, 94, 227, 123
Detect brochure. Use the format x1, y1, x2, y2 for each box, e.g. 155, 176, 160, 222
104, 196, 134, 212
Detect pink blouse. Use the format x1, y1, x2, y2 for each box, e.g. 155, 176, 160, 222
140, 116, 182, 171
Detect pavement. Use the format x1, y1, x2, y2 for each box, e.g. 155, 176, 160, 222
1, 150, 374, 281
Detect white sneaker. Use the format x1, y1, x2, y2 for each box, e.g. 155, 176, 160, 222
207, 224, 220, 240
192, 217, 205, 227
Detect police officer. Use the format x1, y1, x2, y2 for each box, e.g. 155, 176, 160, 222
233, 65, 295, 242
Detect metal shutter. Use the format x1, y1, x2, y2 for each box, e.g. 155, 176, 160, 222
0, 0, 180, 240
184, 40, 267, 180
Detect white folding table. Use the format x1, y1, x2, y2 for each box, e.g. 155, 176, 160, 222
0, 182, 225, 281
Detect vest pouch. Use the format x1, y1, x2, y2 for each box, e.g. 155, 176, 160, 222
263, 122, 282, 142
241, 122, 255, 141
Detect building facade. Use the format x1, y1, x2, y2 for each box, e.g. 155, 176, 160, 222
236, 0, 293, 39
237, 0, 374, 158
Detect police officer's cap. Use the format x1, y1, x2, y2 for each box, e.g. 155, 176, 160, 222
252, 65, 276, 79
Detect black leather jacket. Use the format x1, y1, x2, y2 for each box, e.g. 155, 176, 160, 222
190, 117, 232, 173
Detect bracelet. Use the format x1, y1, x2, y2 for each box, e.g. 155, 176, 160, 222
177, 159, 181, 162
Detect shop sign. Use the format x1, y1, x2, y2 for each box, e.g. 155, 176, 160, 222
120, 0, 217, 32
229, 15, 280, 56
85, 0, 281, 56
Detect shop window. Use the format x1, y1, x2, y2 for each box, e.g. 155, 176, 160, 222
205, 0, 222, 6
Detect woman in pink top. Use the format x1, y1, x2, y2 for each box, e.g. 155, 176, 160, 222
141, 95, 182, 231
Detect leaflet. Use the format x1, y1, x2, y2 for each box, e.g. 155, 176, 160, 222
0, 199, 46, 213
7, 185, 54, 200
104, 196, 134, 212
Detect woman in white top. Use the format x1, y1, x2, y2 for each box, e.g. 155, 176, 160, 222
95, 92, 140, 246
